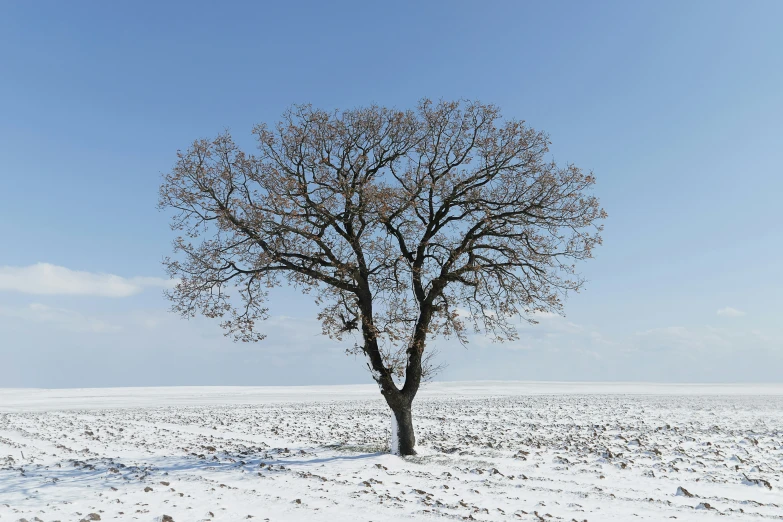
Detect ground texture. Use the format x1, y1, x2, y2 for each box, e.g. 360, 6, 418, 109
1, 383, 782, 521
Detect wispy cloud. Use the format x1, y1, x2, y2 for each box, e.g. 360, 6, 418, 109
717, 307, 746, 317
0, 303, 121, 333
634, 325, 730, 352
0, 263, 173, 297
467, 313, 609, 358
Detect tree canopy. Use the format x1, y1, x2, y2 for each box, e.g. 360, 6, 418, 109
159, 99, 606, 455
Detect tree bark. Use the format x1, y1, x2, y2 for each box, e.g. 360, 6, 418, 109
383, 305, 430, 456
390, 401, 416, 456
359, 291, 427, 456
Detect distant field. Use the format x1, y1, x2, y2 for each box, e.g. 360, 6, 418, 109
1, 383, 782, 521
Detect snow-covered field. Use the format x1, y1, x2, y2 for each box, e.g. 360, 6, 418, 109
1, 382, 782, 521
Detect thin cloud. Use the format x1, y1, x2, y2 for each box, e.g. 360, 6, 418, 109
0, 263, 173, 297
717, 307, 746, 317
0, 303, 121, 333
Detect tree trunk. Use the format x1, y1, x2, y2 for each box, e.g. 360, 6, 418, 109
360, 294, 427, 457
386, 307, 428, 456
389, 401, 416, 456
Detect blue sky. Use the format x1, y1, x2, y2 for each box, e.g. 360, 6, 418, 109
1, 0, 781, 387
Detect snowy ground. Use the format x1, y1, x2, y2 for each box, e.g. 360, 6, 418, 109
1, 382, 782, 522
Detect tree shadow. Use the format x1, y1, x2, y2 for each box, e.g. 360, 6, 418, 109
0, 446, 388, 498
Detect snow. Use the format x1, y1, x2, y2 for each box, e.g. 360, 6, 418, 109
1, 382, 782, 521
389, 409, 400, 456
3, 381, 782, 413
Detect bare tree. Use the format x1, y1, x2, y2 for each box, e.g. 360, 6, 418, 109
159, 99, 606, 455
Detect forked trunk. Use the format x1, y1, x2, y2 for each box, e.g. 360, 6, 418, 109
389, 402, 416, 456
365, 300, 428, 457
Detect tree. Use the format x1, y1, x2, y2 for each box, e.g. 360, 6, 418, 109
159, 99, 606, 456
